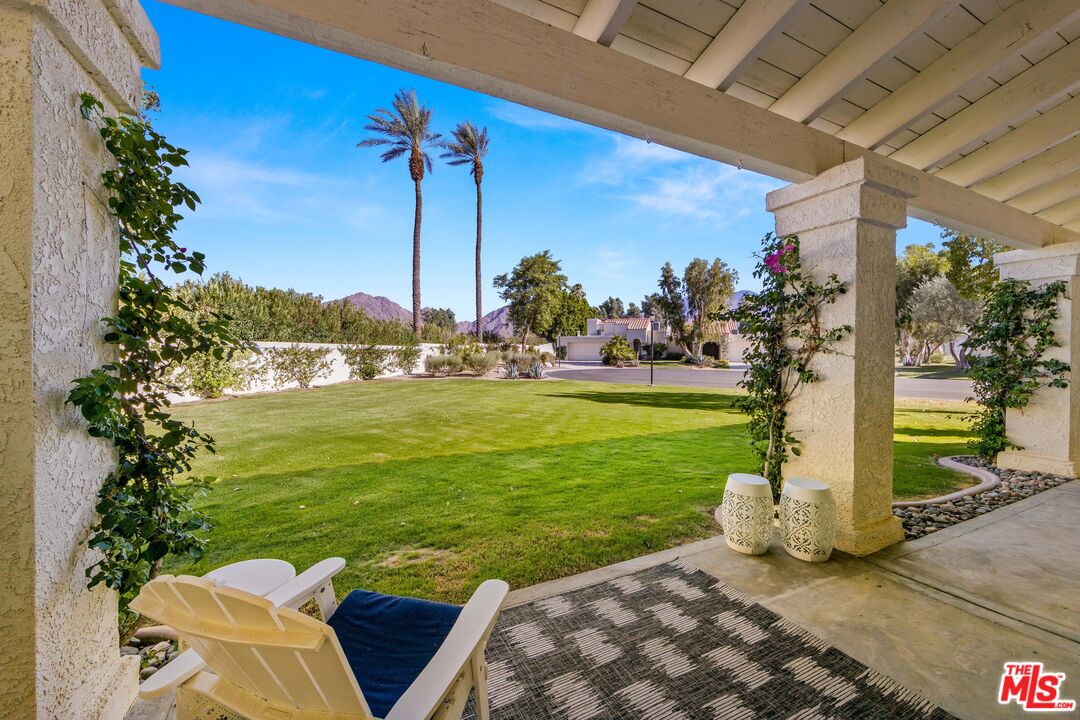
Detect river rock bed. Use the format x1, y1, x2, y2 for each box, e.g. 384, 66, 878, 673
893, 456, 1073, 541
121, 633, 180, 681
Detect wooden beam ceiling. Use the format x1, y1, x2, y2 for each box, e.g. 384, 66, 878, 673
682, 0, 809, 91
163, 0, 1080, 249
934, 94, 1080, 187
891, 40, 1080, 170
973, 135, 1080, 202
1009, 169, 1080, 214
769, 0, 957, 123
837, 0, 1080, 150
573, 0, 637, 46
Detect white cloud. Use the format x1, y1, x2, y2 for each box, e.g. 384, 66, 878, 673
582, 136, 782, 227
178, 153, 377, 227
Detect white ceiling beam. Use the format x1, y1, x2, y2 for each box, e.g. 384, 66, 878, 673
890, 40, 1080, 170
973, 135, 1080, 201
161, 0, 1080, 249
682, 0, 810, 91
1037, 197, 1080, 226
1009, 169, 1080, 215
769, 0, 957, 123
838, 0, 1080, 149
934, 94, 1080, 187
572, 0, 637, 46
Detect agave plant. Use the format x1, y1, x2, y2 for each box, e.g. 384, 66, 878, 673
526, 361, 547, 379
502, 363, 520, 380
686, 353, 709, 367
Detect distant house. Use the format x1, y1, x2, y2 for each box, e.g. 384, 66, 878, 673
559, 317, 665, 361
559, 316, 745, 362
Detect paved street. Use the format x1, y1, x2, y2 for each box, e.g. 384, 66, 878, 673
550, 362, 971, 401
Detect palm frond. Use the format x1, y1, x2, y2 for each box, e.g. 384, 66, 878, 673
358, 88, 442, 174
381, 146, 409, 163
440, 120, 489, 176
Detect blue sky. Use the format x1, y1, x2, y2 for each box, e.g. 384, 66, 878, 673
143, 1, 941, 320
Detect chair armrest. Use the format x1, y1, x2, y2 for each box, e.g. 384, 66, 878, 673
138, 649, 206, 699
264, 557, 347, 617
385, 579, 509, 720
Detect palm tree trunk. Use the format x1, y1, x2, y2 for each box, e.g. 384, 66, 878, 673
475, 177, 483, 340
412, 179, 423, 337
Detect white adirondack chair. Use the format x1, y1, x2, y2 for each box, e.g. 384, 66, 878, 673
130, 558, 508, 720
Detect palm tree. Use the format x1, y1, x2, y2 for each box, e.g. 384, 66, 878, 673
358, 89, 441, 336
441, 121, 490, 340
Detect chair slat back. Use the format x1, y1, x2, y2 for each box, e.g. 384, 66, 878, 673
131, 575, 371, 717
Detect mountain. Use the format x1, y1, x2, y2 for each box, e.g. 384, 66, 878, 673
456, 305, 515, 337
729, 290, 751, 308
334, 291, 517, 337
337, 292, 411, 322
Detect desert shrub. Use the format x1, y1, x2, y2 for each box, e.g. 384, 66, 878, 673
176, 349, 258, 399
465, 352, 498, 376
664, 350, 685, 361
600, 336, 635, 367
266, 345, 333, 389
928, 350, 946, 364
340, 344, 389, 380
713, 358, 730, 369
502, 363, 520, 379
446, 334, 484, 358
424, 354, 448, 375
525, 361, 547, 379
391, 343, 422, 375
643, 342, 666, 359
539, 351, 554, 366
445, 354, 465, 374
425, 353, 465, 376
509, 352, 540, 369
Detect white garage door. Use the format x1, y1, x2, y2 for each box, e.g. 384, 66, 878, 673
566, 342, 602, 361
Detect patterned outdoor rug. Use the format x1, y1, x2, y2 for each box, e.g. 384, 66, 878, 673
465, 560, 955, 719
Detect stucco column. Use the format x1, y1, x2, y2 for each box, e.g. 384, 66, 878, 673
0, 2, 158, 718
765, 157, 917, 556
994, 242, 1080, 478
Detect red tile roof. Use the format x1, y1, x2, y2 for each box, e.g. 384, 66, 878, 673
602, 317, 651, 330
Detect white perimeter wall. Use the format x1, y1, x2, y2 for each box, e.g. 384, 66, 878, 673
170, 341, 556, 404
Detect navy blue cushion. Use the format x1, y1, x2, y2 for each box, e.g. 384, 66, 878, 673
328, 589, 462, 718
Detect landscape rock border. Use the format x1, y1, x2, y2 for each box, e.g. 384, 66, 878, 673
892, 456, 999, 508
892, 456, 1074, 541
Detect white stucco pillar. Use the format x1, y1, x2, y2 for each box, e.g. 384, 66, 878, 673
0, 2, 158, 718
994, 242, 1080, 478
766, 157, 917, 556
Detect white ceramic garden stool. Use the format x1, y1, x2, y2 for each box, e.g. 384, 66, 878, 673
779, 477, 837, 562
721, 473, 774, 555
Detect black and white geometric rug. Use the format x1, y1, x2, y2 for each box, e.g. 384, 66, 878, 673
467, 561, 956, 719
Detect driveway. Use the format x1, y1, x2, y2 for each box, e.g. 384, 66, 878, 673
549, 362, 972, 401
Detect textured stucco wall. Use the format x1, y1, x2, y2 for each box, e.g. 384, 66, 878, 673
0, 1, 156, 718
0, 10, 39, 715
995, 243, 1080, 478
767, 158, 915, 556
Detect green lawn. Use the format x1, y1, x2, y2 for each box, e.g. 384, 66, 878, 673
895, 363, 970, 380
167, 379, 971, 602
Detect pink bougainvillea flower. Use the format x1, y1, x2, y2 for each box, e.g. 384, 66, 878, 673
765, 244, 796, 274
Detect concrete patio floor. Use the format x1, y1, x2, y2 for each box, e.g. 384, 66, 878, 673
128, 481, 1079, 720
512, 480, 1080, 720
